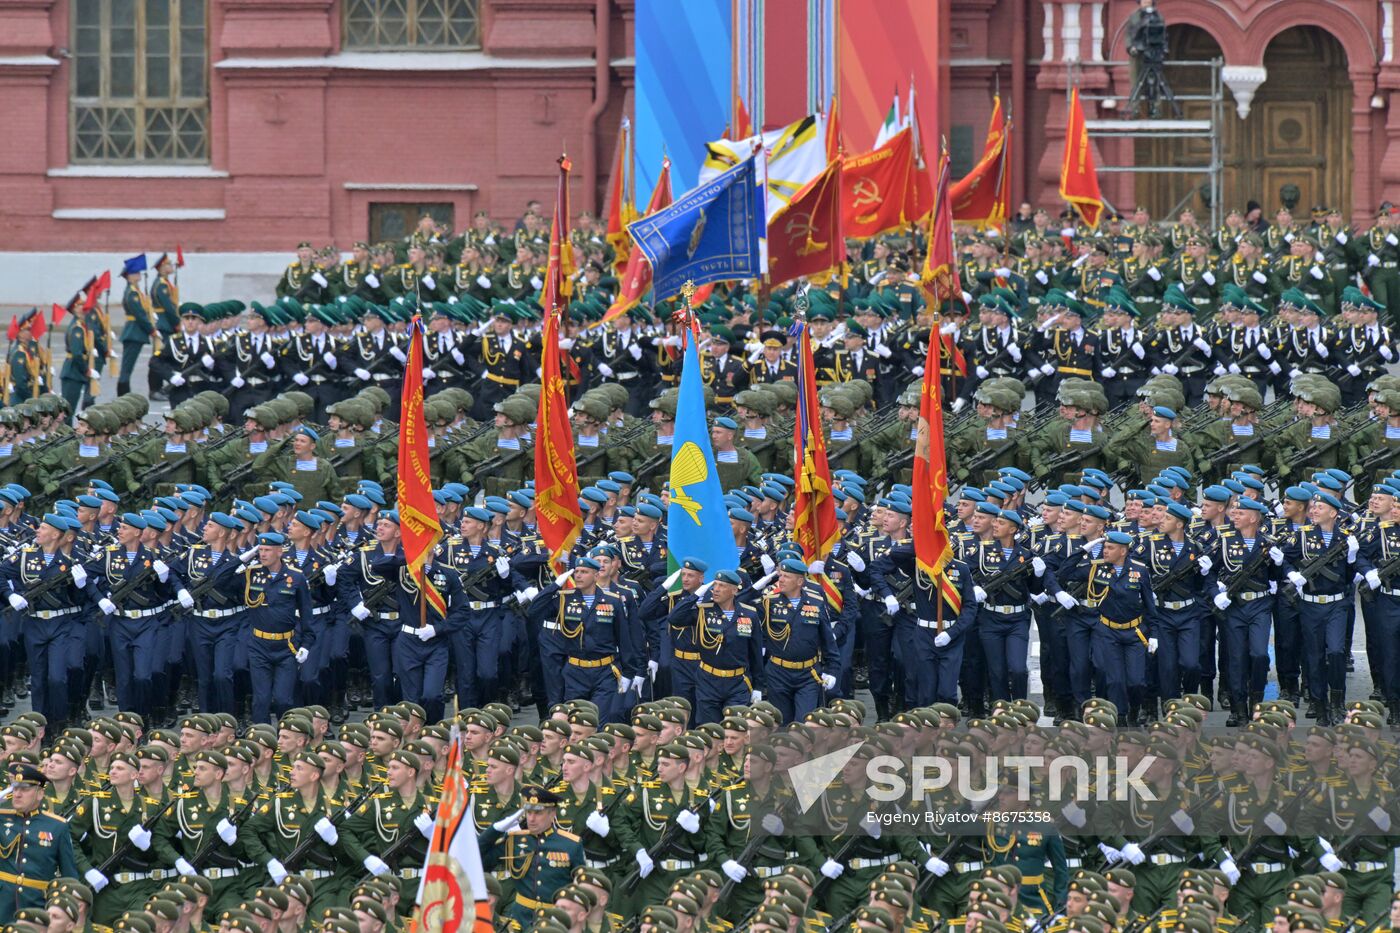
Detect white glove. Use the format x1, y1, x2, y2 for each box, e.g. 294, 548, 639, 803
1310, 851, 1343, 874
821, 673, 837, 690
629, 675, 645, 694
390, 347, 407, 363
820, 859, 844, 880
1369, 806, 1392, 831
451, 349, 466, 366
99, 597, 116, 615
1311, 266, 1326, 281
647, 660, 659, 681
311, 271, 329, 288
1367, 569, 1384, 591
951, 397, 968, 414
1269, 360, 1283, 375
128, 824, 153, 850
1007, 344, 1023, 362
974, 585, 988, 602
976, 365, 990, 379
232, 374, 246, 388
750, 690, 763, 704
676, 809, 701, 834
934, 631, 952, 648
761, 813, 785, 834
718, 859, 749, 883
1348, 536, 1361, 562
1061, 226, 1077, 236
492, 809, 523, 833
1162, 363, 1180, 376
1198, 556, 1212, 575
616, 676, 629, 695
598, 363, 615, 378
84, 868, 108, 892
1223, 363, 1238, 375
175, 857, 197, 877
322, 351, 337, 368
1336, 232, 1349, 244
1085, 537, 1105, 553
925, 856, 951, 877
169, 372, 186, 387
1039, 362, 1056, 377
1032, 556, 1047, 577
1098, 843, 1121, 864
874, 344, 892, 359
495, 555, 511, 578
663, 335, 682, 348
1147, 638, 1159, 655
627, 342, 644, 361
363, 855, 390, 877
1061, 801, 1086, 828
883, 595, 900, 616
1315, 342, 1329, 359
1202, 271, 1216, 285
1252, 270, 1268, 285
324, 564, 338, 586
635, 849, 655, 878
364, 273, 381, 288
1257, 343, 1273, 360
1131, 341, 1146, 359
995, 266, 1013, 277
353, 367, 372, 381
1170, 810, 1195, 834
153, 559, 170, 582
1214, 591, 1232, 611
200, 353, 215, 370
1288, 570, 1307, 590
809, 560, 825, 576
1101, 367, 1117, 379
261, 351, 278, 369
177, 588, 194, 610
1370, 254, 1382, 268
846, 551, 866, 573
477, 274, 492, 289
295, 647, 309, 664
554, 570, 575, 587
414, 811, 435, 839
585, 811, 611, 837
1388, 233, 1398, 247
416, 625, 437, 642
351, 602, 371, 621
530, 275, 543, 290
1120, 843, 1146, 865
1382, 345, 1396, 362
1193, 337, 1212, 354
421, 367, 435, 381
1034, 591, 1050, 605
1055, 591, 1078, 611
1269, 547, 1285, 565
515, 586, 539, 605
71, 565, 88, 587
6, 593, 26, 612
216, 818, 238, 844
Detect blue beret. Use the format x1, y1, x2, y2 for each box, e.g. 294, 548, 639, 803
1239, 476, 1265, 492
0, 490, 19, 507
961, 488, 987, 503
999, 476, 1025, 492
154, 507, 178, 523
608, 471, 635, 484
1045, 493, 1069, 507
638, 504, 663, 520
1146, 484, 1170, 498
596, 480, 621, 494
581, 487, 609, 505
888, 499, 913, 516
141, 511, 167, 530
1374, 483, 1397, 497
40, 513, 67, 532
1314, 475, 1343, 492
774, 544, 803, 560
89, 479, 113, 492
358, 479, 384, 491
235, 508, 261, 525
1221, 479, 1245, 495
343, 494, 374, 511
59, 516, 82, 531
682, 557, 708, 573
1086, 505, 1112, 521
360, 487, 387, 506
483, 499, 510, 516
1140, 495, 1158, 508
999, 467, 1033, 483
1064, 500, 1087, 514
1325, 468, 1351, 485
1203, 485, 1232, 503
833, 469, 860, 480
434, 488, 463, 504
982, 487, 1007, 502
1237, 464, 1265, 477
507, 491, 533, 509
252, 496, 280, 515
1081, 468, 1112, 483
714, 569, 742, 585
380, 510, 400, 524
1126, 489, 1150, 501
94, 489, 121, 503
576, 556, 601, 571
76, 495, 101, 508
316, 500, 342, 517
1105, 531, 1133, 545
1165, 502, 1193, 522
617, 505, 637, 517
976, 501, 1002, 516
998, 509, 1024, 527
590, 543, 620, 559
1080, 475, 1109, 491
780, 558, 809, 575
294, 510, 322, 529
5, 484, 28, 499
258, 532, 287, 545
714, 416, 738, 430
210, 511, 242, 530
988, 481, 1016, 497
728, 508, 754, 524
841, 487, 866, 505
1152, 405, 1177, 420
464, 507, 492, 523
639, 494, 663, 507
54, 501, 76, 514
268, 481, 294, 492
183, 491, 208, 507
835, 507, 848, 521
267, 493, 295, 508
292, 426, 319, 443
766, 474, 797, 488
760, 485, 786, 502
1315, 492, 1343, 511
1059, 484, 1087, 498
1162, 465, 1193, 483
1237, 497, 1267, 513
1284, 486, 1313, 502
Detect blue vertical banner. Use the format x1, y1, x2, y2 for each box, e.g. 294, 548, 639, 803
634, 0, 732, 196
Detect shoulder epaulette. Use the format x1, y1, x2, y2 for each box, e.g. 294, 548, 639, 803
554, 827, 580, 841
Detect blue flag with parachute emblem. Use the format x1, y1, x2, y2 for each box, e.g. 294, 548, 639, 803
664, 335, 738, 583
627, 151, 768, 302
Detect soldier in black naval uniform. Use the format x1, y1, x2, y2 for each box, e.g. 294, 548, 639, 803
464, 308, 532, 421
0, 764, 80, 924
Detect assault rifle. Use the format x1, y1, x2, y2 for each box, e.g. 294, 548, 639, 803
96, 794, 178, 875
187, 789, 261, 870
283, 784, 375, 872
1281, 531, 1351, 604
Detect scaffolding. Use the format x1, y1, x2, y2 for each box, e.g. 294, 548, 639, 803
1072, 59, 1225, 230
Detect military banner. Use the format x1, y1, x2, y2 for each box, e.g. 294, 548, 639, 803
766, 158, 842, 286
1060, 87, 1105, 229
416, 731, 492, 933
840, 127, 914, 239
397, 316, 446, 618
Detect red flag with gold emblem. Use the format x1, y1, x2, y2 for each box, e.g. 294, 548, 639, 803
535, 156, 585, 572
397, 317, 447, 619
1060, 88, 1104, 229
767, 159, 843, 287
605, 119, 636, 277
841, 128, 914, 239
597, 158, 673, 328
950, 95, 1010, 226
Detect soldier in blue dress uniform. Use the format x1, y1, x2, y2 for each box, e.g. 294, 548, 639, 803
173, 511, 249, 716
370, 540, 468, 723
665, 566, 764, 724
1080, 530, 1157, 720
233, 531, 313, 724
0, 764, 79, 924
751, 558, 840, 724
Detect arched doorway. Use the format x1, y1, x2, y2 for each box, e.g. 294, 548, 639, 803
1140, 25, 1352, 219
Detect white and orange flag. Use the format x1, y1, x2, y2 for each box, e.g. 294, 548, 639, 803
415, 733, 492, 933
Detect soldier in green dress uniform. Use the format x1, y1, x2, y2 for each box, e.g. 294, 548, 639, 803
70, 752, 170, 925
117, 258, 156, 397
0, 763, 80, 925
7, 311, 49, 406
60, 306, 107, 420
478, 785, 585, 926
150, 255, 181, 337
276, 244, 318, 301
342, 750, 432, 915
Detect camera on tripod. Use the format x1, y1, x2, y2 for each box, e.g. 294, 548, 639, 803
1127, 4, 1178, 117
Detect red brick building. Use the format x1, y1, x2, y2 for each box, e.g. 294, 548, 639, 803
0, 0, 632, 302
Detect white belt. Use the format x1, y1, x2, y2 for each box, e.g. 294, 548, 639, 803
1149, 853, 1186, 866
984, 604, 1026, 614
400, 625, 441, 637
114, 869, 172, 883
848, 855, 899, 869
201, 867, 241, 880
311, 605, 331, 616
658, 858, 697, 871
1349, 860, 1388, 872
399, 867, 422, 879
1065, 858, 1083, 868
300, 868, 334, 880
1160, 599, 1195, 610
1236, 591, 1269, 602
955, 860, 985, 873
33, 607, 82, 619
585, 858, 619, 870
1249, 862, 1286, 874
468, 600, 499, 610
375, 611, 399, 620
1302, 593, 1345, 604
1379, 587, 1400, 598
121, 606, 165, 619
916, 619, 947, 629
541, 621, 560, 631
754, 865, 785, 878
195, 607, 241, 619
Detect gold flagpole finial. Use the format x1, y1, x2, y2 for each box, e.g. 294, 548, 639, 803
680, 280, 696, 303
